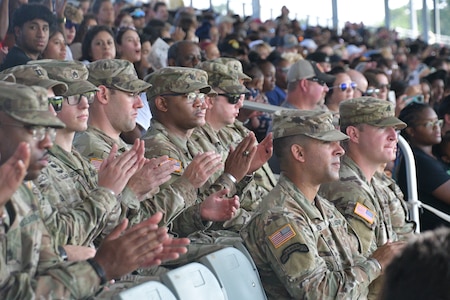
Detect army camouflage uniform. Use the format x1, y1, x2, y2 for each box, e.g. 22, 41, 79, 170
319, 98, 415, 299
144, 66, 256, 235
241, 110, 381, 300
241, 175, 381, 300
74, 59, 188, 227
0, 83, 104, 298
193, 60, 277, 212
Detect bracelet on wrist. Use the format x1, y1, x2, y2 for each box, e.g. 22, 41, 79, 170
369, 257, 382, 272
87, 258, 107, 285
58, 245, 68, 261
224, 172, 237, 184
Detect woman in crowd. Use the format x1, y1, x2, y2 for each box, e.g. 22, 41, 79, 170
398, 102, 450, 231
80, 25, 116, 64
41, 27, 66, 60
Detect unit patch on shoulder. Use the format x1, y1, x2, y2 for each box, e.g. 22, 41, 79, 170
269, 224, 296, 249
354, 202, 375, 224
280, 243, 309, 264
89, 158, 103, 171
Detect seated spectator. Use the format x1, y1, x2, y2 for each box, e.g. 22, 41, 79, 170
398, 102, 450, 230
80, 25, 116, 63
41, 27, 67, 60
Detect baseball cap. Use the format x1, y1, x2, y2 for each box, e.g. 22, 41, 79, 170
0, 73, 15, 82
339, 97, 407, 129
28, 60, 98, 96
272, 109, 348, 141
145, 67, 216, 100
282, 34, 299, 49
0, 82, 65, 128
287, 60, 335, 83
87, 59, 151, 93
306, 52, 330, 63
212, 57, 252, 81
197, 61, 249, 94
2, 64, 68, 95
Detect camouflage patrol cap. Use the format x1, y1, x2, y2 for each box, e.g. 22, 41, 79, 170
287, 59, 335, 84
197, 61, 249, 94
339, 97, 407, 129
211, 57, 252, 82
0, 73, 15, 82
2, 64, 68, 95
87, 59, 152, 93
272, 109, 348, 141
145, 67, 216, 100
0, 82, 65, 128
28, 59, 98, 97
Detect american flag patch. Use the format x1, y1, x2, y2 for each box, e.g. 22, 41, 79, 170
354, 202, 375, 224
269, 224, 296, 248
168, 158, 183, 174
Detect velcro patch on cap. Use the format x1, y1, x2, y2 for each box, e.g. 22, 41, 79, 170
168, 158, 183, 174
89, 158, 103, 170
354, 202, 375, 224
269, 224, 296, 249
280, 243, 309, 264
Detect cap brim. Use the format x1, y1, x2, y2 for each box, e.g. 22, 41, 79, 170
172, 82, 216, 96
239, 72, 252, 82
113, 79, 152, 93
0, 74, 15, 82
221, 85, 249, 94
65, 81, 99, 96
368, 117, 407, 130
9, 110, 66, 128
305, 130, 349, 142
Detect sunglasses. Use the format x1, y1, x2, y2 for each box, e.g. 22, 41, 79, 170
330, 82, 357, 91
307, 77, 326, 86
48, 96, 64, 112
378, 83, 391, 90
363, 88, 380, 96
64, 92, 96, 106
217, 93, 245, 104
131, 9, 145, 18
65, 19, 79, 30
161, 92, 206, 104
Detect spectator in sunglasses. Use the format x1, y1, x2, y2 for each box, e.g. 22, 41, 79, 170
364, 68, 391, 101
325, 66, 355, 114
62, 3, 83, 61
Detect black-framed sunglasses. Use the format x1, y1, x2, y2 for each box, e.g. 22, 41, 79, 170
307, 77, 326, 86
217, 93, 244, 104
65, 19, 80, 30
160, 92, 206, 104
48, 96, 63, 112
330, 82, 357, 91
64, 92, 95, 106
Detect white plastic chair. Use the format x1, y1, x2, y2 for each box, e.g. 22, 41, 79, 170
112, 280, 176, 300
161, 262, 227, 300
199, 246, 267, 300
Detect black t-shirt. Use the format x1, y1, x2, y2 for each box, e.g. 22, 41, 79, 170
0, 46, 32, 71
398, 147, 450, 231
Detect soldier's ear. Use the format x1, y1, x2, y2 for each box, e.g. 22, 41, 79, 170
291, 143, 305, 162
95, 86, 109, 104
345, 125, 359, 143
155, 96, 168, 112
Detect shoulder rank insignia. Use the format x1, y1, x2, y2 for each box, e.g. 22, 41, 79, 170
269, 224, 296, 249
354, 202, 375, 224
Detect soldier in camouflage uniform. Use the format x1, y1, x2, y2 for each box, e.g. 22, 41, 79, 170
241, 109, 406, 299
0, 82, 189, 298
143, 66, 261, 237
16, 60, 147, 252
73, 59, 186, 227
193, 60, 275, 213
319, 97, 415, 299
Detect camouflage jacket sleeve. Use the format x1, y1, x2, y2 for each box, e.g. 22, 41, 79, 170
242, 211, 380, 299
0, 187, 103, 299
39, 186, 120, 246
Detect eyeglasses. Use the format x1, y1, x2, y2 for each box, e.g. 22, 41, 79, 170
307, 77, 326, 86
217, 93, 245, 104
160, 92, 206, 104
378, 83, 391, 90
0, 122, 56, 142
65, 19, 80, 30
363, 88, 380, 96
48, 96, 63, 112
416, 119, 443, 129
64, 92, 95, 106
329, 82, 357, 91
